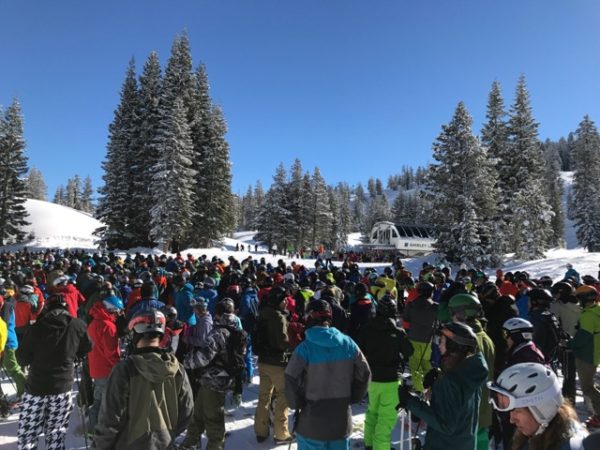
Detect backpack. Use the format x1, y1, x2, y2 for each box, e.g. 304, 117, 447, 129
215, 324, 247, 377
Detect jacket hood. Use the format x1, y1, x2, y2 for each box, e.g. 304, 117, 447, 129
216, 313, 238, 328
181, 283, 193, 293
130, 348, 179, 383
305, 326, 346, 348
369, 316, 397, 331
450, 351, 488, 390
38, 308, 73, 342
89, 301, 115, 322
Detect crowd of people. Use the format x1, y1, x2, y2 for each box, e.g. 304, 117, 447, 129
0, 248, 599, 450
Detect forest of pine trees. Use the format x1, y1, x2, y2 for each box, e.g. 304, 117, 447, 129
53, 175, 94, 213
96, 33, 234, 250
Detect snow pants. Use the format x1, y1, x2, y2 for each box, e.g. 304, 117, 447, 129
575, 358, 600, 416
254, 363, 291, 440
89, 377, 107, 433
2, 348, 26, 397
183, 385, 226, 450
296, 434, 349, 450
364, 381, 399, 450
408, 340, 432, 393
17, 391, 73, 450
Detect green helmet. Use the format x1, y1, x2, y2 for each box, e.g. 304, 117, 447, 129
448, 293, 482, 319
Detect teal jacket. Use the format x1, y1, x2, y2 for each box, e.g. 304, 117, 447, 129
406, 352, 488, 450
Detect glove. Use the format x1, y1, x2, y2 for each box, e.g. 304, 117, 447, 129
423, 367, 441, 390
396, 384, 415, 410
232, 393, 242, 408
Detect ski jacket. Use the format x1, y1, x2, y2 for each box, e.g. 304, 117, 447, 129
196, 287, 218, 316
0, 316, 7, 355
551, 299, 581, 338
56, 283, 86, 318
483, 295, 518, 377
183, 314, 238, 393
406, 352, 488, 450
530, 308, 562, 363
19, 308, 91, 396
87, 301, 120, 379
175, 283, 196, 326
404, 296, 437, 343
93, 347, 194, 450
359, 315, 413, 382
569, 303, 600, 366
515, 290, 530, 320
125, 287, 142, 315
348, 296, 376, 342
285, 325, 371, 441
254, 304, 289, 366
469, 319, 495, 430
0, 298, 18, 350
183, 313, 213, 348
14, 295, 37, 328
238, 288, 259, 332
506, 341, 546, 368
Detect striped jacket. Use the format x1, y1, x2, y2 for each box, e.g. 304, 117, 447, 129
284, 325, 371, 441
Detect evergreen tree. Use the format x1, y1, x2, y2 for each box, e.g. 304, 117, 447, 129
252, 180, 265, 229
0, 99, 30, 244
353, 183, 367, 232
53, 185, 65, 205
80, 176, 94, 213
367, 178, 377, 198
427, 102, 500, 267
391, 192, 406, 224
506, 75, 553, 258
335, 182, 352, 247
96, 59, 140, 249
149, 97, 196, 246
309, 167, 332, 249
364, 194, 391, 234
375, 178, 383, 196
25, 167, 47, 201
542, 142, 565, 247
255, 163, 293, 249
572, 115, 600, 251
132, 51, 163, 246
241, 185, 254, 230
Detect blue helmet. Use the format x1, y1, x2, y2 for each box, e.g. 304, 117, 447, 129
102, 295, 124, 312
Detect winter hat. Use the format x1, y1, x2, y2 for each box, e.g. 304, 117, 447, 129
20, 285, 34, 295
306, 299, 333, 322
53, 275, 69, 287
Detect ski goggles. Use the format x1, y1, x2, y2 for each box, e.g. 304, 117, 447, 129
487, 381, 560, 412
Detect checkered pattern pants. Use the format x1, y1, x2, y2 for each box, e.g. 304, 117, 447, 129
17, 391, 73, 450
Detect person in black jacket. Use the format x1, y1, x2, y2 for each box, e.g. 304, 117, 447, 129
360, 296, 413, 450
17, 293, 92, 450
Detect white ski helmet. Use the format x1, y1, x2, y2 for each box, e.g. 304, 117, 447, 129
502, 317, 534, 341
488, 363, 563, 434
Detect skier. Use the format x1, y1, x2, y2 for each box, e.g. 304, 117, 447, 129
285, 299, 371, 450
360, 296, 413, 450
174, 275, 197, 327
397, 322, 488, 450
17, 293, 92, 449
488, 362, 588, 449
93, 309, 194, 449
0, 281, 26, 402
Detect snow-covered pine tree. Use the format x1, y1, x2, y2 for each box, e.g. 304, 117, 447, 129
335, 182, 352, 247
96, 59, 140, 249
132, 51, 163, 247
193, 106, 235, 246
542, 142, 565, 247
353, 183, 367, 233
481, 80, 510, 253
25, 167, 47, 201
65, 175, 82, 209
427, 102, 500, 267
80, 176, 94, 213
367, 178, 377, 198
572, 115, 600, 252
240, 185, 254, 230
252, 180, 265, 230
364, 194, 391, 235
288, 159, 309, 250
53, 185, 65, 205
255, 163, 293, 250
0, 99, 29, 245
149, 96, 196, 247
309, 167, 332, 249
391, 191, 406, 224
506, 75, 553, 259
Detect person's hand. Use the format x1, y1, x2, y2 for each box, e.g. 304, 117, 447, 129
423, 367, 441, 390
396, 383, 415, 410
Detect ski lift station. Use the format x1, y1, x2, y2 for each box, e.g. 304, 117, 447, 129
366, 221, 435, 257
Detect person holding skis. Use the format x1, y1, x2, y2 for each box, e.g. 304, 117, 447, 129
17, 293, 92, 449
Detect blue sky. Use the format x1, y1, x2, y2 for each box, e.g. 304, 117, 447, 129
2, 1, 600, 199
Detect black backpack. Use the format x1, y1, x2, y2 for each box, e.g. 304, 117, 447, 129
215, 324, 247, 377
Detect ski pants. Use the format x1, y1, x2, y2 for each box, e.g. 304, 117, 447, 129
561, 349, 577, 404
89, 377, 108, 433
575, 358, 600, 416
183, 385, 226, 450
296, 434, 349, 450
364, 381, 399, 450
17, 391, 73, 450
2, 348, 26, 397
254, 363, 291, 440
245, 338, 254, 381
408, 340, 432, 393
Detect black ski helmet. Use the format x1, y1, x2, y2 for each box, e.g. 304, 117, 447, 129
416, 281, 434, 299
551, 281, 574, 300
305, 299, 332, 325
376, 295, 397, 318
439, 322, 478, 355
529, 288, 553, 308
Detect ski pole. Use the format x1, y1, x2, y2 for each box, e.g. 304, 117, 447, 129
407, 410, 412, 448
74, 362, 90, 450
399, 410, 405, 450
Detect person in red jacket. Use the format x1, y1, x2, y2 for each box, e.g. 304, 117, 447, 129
87, 294, 124, 432
53, 276, 86, 318
125, 278, 143, 316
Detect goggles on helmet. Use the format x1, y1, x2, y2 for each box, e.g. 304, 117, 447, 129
487, 380, 560, 412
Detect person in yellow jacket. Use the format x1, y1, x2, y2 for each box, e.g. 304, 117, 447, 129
0, 316, 7, 356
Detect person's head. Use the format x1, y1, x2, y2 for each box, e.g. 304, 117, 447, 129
305, 299, 332, 328
162, 305, 178, 322
376, 295, 397, 319
448, 293, 482, 322
128, 309, 166, 348
551, 281, 575, 302
45, 293, 69, 312
190, 296, 208, 315
140, 281, 155, 299
266, 286, 287, 311
215, 298, 235, 319
437, 322, 478, 358
502, 317, 534, 349
355, 282, 368, 298
416, 281, 434, 299
479, 281, 500, 302
575, 285, 598, 308
102, 294, 124, 315
528, 288, 553, 310
488, 363, 563, 436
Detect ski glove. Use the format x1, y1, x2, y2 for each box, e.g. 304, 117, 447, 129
423, 367, 441, 390
396, 383, 417, 410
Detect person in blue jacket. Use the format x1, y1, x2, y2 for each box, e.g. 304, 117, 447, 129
127, 282, 165, 320
197, 278, 219, 317
173, 275, 196, 326
398, 322, 488, 450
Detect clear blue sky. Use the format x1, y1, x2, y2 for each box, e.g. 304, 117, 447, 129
2, 0, 600, 199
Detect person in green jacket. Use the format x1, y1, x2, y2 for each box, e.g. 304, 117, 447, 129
569, 285, 600, 428
397, 322, 488, 450
448, 293, 495, 450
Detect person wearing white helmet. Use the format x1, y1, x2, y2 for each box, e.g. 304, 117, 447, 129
488, 362, 588, 449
